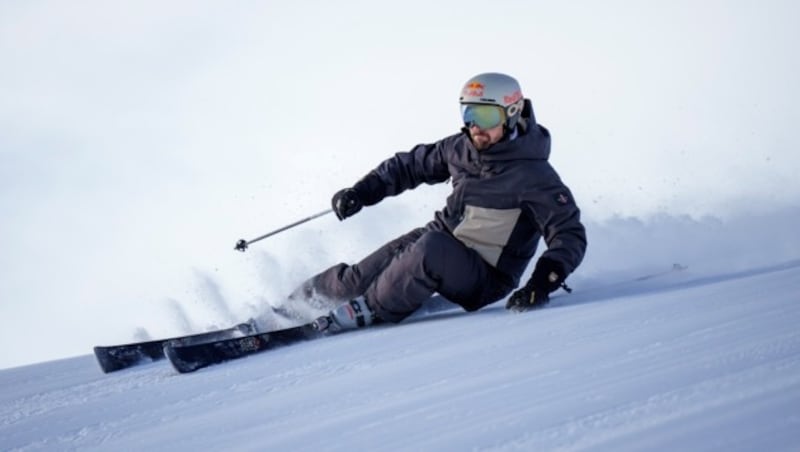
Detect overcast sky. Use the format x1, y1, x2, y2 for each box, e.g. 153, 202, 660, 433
1, 1, 799, 369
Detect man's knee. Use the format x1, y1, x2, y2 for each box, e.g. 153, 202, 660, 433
415, 230, 459, 275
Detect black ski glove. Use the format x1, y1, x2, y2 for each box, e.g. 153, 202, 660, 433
331, 188, 363, 220
506, 257, 567, 312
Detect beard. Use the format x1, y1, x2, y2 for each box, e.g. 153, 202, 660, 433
470, 130, 493, 150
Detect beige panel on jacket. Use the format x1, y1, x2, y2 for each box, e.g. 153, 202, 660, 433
453, 205, 521, 267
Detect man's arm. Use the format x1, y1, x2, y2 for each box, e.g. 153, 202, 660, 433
507, 179, 587, 311
351, 139, 452, 206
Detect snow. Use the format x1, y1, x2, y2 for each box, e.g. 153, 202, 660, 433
2, 256, 799, 451
2, 2, 800, 450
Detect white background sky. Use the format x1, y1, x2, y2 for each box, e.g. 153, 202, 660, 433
1, 1, 799, 369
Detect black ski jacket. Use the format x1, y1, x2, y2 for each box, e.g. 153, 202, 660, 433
352, 101, 587, 287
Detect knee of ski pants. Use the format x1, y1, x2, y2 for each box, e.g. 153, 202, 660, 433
415, 230, 457, 273
365, 230, 457, 323
416, 230, 513, 313
415, 230, 496, 306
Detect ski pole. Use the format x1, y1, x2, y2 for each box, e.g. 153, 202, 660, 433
234, 208, 334, 252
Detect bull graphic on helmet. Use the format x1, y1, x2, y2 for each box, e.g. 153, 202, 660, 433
463, 82, 485, 98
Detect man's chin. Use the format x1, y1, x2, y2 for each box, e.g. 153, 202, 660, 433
472, 136, 491, 150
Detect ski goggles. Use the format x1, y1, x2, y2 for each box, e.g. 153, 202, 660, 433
461, 104, 506, 130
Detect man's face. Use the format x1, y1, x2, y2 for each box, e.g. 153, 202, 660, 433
461, 103, 506, 151
468, 123, 505, 151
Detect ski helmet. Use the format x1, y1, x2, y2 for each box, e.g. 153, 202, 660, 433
459, 72, 525, 130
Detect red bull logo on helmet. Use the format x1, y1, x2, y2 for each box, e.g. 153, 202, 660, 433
463, 81, 484, 97
504, 90, 523, 105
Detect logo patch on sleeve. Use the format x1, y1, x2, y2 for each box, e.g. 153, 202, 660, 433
554, 192, 571, 205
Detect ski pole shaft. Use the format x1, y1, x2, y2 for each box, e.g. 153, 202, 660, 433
234, 208, 334, 252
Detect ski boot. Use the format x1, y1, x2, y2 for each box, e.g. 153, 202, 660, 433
312, 297, 378, 333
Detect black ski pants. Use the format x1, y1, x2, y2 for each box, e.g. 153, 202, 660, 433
301, 227, 513, 322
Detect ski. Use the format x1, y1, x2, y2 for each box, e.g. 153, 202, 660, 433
93, 320, 258, 373
164, 320, 328, 374
106, 266, 690, 374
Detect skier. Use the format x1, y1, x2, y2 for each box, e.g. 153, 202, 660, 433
294, 72, 587, 331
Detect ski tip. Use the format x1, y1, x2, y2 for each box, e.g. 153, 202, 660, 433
93, 346, 118, 373
94, 345, 165, 374
163, 343, 203, 374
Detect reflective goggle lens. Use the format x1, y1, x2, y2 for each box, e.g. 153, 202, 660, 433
461, 104, 505, 129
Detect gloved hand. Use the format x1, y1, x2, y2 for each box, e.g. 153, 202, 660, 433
506, 257, 566, 312
331, 188, 363, 220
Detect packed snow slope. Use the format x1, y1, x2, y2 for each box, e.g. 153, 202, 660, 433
2, 259, 799, 451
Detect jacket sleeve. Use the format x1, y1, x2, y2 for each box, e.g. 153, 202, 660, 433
524, 176, 587, 275
351, 139, 452, 206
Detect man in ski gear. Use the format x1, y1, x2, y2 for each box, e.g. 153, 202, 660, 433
298, 72, 587, 331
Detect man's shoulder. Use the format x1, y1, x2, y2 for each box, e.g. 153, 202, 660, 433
436, 131, 469, 148
417, 131, 470, 161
